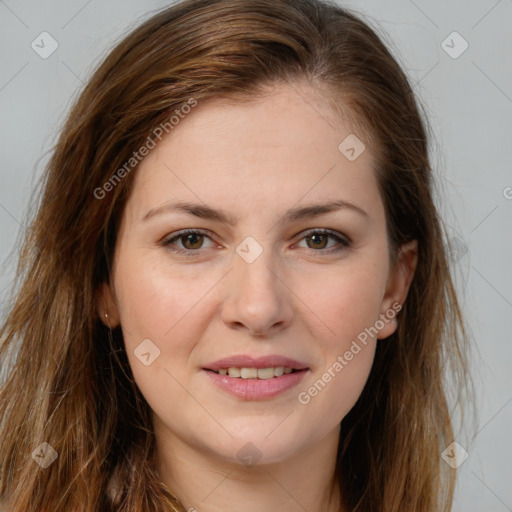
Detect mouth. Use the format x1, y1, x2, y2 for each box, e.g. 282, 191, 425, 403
202, 355, 309, 399
202, 365, 309, 400
204, 366, 302, 379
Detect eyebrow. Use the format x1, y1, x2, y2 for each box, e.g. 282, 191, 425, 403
142, 199, 371, 225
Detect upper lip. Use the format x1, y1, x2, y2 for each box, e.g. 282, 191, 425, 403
204, 355, 309, 371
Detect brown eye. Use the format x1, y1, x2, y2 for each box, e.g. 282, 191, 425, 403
162, 229, 216, 255
181, 233, 204, 250
295, 229, 351, 254
306, 233, 329, 249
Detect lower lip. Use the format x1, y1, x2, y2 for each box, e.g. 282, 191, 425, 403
203, 369, 308, 400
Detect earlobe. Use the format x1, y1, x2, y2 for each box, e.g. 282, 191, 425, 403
96, 281, 121, 328
377, 239, 418, 340
377, 316, 399, 341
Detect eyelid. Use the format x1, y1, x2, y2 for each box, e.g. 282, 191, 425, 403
161, 228, 217, 252
161, 227, 351, 256
297, 228, 351, 244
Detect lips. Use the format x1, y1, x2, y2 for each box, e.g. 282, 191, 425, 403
203, 367, 308, 400
203, 355, 309, 372
202, 355, 310, 400
202, 355, 310, 401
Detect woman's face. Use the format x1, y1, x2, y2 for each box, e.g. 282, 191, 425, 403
100, 81, 416, 466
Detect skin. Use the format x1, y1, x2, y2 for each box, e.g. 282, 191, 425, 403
98, 80, 417, 512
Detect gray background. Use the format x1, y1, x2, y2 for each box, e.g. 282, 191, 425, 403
0, 0, 511, 509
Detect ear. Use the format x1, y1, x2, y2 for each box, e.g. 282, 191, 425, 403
96, 281, 121, 328
377, 239, 418, 340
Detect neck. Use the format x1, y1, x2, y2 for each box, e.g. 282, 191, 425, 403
154, 419, 345, 512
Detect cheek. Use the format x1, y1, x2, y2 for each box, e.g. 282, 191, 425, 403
112, 255, 227, 413
114, 254, 218, 347
291, 260, 385, 422
301, 343, 377, 440
301, 259, 387, 346
296, 313, 378, 433
115, 264, 214, 422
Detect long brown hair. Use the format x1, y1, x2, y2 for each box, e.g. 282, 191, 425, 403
0, 0, 474, 510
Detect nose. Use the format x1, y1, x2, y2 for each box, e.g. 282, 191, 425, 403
220, 246, 294, 337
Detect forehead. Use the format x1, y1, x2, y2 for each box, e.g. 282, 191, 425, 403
125, 81, 383, 224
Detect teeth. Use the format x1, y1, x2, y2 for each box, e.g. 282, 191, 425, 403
257, 368, 274, 379
227, 367, 241, 377
217, 366, 295, 378
241, 367, 258, 379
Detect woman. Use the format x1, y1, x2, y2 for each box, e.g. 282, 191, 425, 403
0, 0, 473, 510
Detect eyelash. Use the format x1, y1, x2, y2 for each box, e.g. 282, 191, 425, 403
161, 228, 352, 257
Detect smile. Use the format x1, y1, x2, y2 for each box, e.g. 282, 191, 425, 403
211, 366, 296, 379
203, 368, 308, 400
